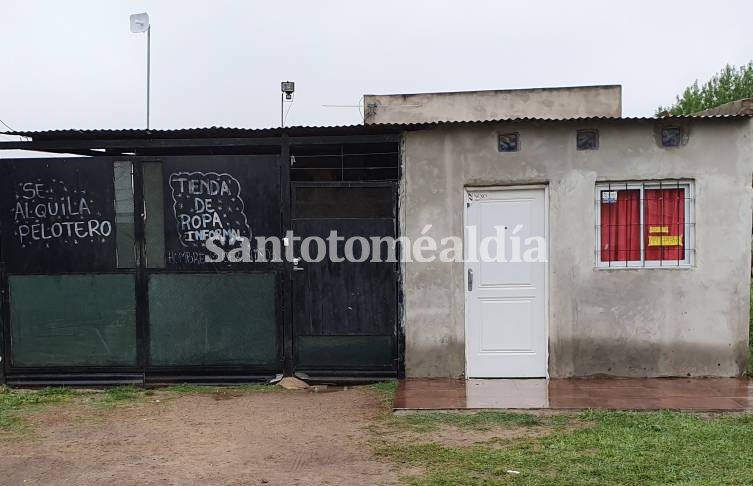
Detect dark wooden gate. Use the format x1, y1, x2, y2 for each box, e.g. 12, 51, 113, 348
291, 182, 398, 378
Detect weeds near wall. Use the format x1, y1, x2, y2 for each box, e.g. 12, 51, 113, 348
0, 383, 285, 438
0, 387, 79, 435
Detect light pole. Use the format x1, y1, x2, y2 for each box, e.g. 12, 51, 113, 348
130, 12, 151, 130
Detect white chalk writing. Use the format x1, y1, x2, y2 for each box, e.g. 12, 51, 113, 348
169, 171, 251, 249
11, 179, 113, 248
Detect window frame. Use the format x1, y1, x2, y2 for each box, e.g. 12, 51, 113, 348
594, 180, 694, 269
576, 129, 599, 151
661, 126, 683, 147
498, 132, 520, 153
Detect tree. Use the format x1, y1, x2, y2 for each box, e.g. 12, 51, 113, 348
657, 62, 753, 115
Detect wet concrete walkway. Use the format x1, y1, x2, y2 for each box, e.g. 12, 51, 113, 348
394, 378, 753, 411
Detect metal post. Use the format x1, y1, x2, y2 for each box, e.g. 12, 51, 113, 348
280, 92, 284, 128
280, 135, 293, 375
146, 26, 151, 130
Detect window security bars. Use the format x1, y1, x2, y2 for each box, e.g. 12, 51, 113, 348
595, 180, 694, 268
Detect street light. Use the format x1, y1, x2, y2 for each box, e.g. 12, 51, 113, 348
130, 12, 151, 130
281, 81, 294, 128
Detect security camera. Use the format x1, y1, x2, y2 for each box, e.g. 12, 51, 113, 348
281, 81, 295, 101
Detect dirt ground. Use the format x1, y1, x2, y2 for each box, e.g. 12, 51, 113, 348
0, 388, 400, 486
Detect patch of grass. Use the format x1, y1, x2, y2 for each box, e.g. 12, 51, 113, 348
398, 411, 544, 432
226, 383, 281, 393
0, 387, 78, 411
90, 386, 150, 409
161, 383, 280, 394
160, 384, 221, 394
0, 413, 24, 433
376, 410, 753, 485
367, 381, 399, 393
366, 381, 398, 409
103, 386, 141, 402
0, 381, 283, 436
0, 387, 80, 434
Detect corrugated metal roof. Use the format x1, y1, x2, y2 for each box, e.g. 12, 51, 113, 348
3, 114, 751, 140
1, 124, 400, 140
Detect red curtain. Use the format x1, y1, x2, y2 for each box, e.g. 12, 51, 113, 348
644, 188, 685, 261
600, 189, 641, 262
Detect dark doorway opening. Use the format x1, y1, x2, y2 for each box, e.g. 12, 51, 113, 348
291, 182, 398, 378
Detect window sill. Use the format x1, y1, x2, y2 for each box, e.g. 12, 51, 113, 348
594, 264, 694, 271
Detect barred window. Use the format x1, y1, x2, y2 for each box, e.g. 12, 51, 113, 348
595, 181, 694, 268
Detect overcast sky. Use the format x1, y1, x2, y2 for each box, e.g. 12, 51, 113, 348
1, 0, 752, 140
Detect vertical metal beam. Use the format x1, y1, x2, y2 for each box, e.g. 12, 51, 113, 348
146, 26, 151, 130
0, 262, 8, 384
280, 134, 294, 376
396, 135, 406, 379
132, 158, 149, 380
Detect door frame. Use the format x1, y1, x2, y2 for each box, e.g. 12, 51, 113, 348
463, 184, 550, 378
288, 180, 400, 378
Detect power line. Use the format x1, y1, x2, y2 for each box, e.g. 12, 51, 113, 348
0, 117, 32, 142
0, 117, 16, 132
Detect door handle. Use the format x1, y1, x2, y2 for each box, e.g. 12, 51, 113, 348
468, 268, 473, 291
293, 257, 304, 272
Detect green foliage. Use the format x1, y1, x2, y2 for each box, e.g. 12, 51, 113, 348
657, 62, 753, 115
377, 410, 753, 485
398, 411, 545, 432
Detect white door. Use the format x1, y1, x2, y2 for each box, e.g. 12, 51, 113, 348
464, 187, 547, 378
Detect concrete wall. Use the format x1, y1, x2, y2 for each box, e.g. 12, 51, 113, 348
364, 85, 622, 124
402, 118, 753, 378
